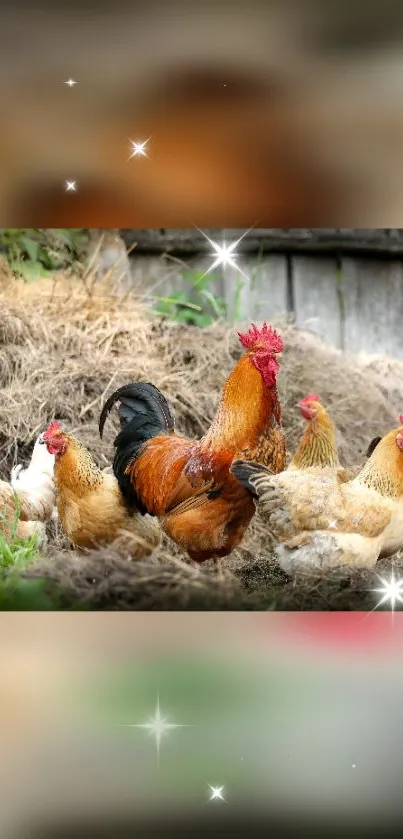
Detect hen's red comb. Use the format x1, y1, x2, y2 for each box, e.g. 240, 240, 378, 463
43, 421, 61, 439
300, 393, 320, 404
237, 322, 283, 353
399, 415, 403, 425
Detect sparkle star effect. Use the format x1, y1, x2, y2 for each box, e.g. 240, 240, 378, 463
327, 520, 337, 530
196, 226, 256, 282
209, 785, 225, 802
372, 571, 403, 613
128, 138, 151, 160
64, 79, 77, 87
118, 694, 192, 767
65, 180, 76, 192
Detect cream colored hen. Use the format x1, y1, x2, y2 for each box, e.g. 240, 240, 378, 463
231, 416, 403, 576
287, 394, 352, 482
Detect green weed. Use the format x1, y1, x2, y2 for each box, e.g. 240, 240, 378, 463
154, 271, 226, 327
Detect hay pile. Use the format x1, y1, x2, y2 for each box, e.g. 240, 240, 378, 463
1, 268, 403, 610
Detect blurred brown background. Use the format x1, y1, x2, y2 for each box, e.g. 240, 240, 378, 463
2, 0, 403, 226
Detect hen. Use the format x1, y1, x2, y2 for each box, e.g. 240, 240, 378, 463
366, 436, 382, 458
287, 393, 351, 481
42, 422, 161, 557
11, 433, 55, 490
0, 473, 55, 545
231, 415, 403, 575
11, 432, 58, 522
99, 322, 286, 562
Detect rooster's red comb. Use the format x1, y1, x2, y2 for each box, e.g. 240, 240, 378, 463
300, 393, 320, 405
237, 322, 283, 353
399, 415, 403, 425
43, 421, 61, 439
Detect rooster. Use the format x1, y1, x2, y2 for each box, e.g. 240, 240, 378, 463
99, 322, 286, 562
231, 415, 403, 575
42, 422, 161, 557
287, 394, 351, 481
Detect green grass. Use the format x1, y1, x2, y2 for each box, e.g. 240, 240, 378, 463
0, 499, 84, 610
0, 500, 47, 608
0, 498, 40, 570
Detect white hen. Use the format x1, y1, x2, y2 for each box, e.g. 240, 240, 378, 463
11, 433, 58, 525
0, 473, 55, 546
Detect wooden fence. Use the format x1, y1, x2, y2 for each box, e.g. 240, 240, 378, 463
119, 229, 403, 359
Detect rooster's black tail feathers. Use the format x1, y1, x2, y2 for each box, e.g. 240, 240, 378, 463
99, 382, 175, 511
99, 381, 174, 438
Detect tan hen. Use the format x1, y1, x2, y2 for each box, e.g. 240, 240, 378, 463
231, 415, 403, 576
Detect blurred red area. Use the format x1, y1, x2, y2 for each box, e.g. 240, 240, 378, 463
275, 612, 403, 654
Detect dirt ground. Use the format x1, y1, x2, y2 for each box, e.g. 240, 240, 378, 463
1, 262, 402, 610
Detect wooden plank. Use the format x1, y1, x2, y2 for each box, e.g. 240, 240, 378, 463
222, 255, 288, 322
120, 228, 403, 257
129, 255, 177, 294
342, 257, 403, 358
292, 255, 341, 347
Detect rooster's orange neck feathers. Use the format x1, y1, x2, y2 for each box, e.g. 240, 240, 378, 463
201, 352, 279, 457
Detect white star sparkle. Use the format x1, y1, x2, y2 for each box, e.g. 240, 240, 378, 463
373, 571, 403, 613
65, 180, 76, 192
64, 79, 77, 87
128, 138, 150, 159
196, 227, 255, 281
209, 785, 225, 802
327, 520, 337, 529
118, 694, 192, 767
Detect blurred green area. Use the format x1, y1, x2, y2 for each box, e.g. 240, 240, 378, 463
78, 655, 302, 738
0, 228, 89, 280
71, 656, 298, 798
54, 639, 318, 807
